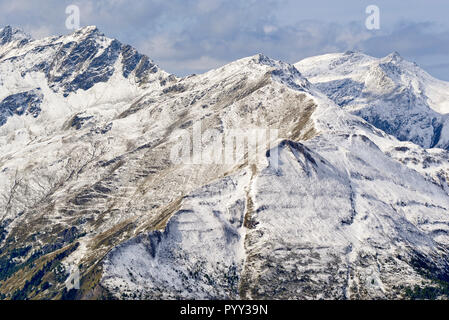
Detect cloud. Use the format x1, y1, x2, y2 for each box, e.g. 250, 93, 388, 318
359, 22, 449, 57
0, 0, 448, 80
161, 56, 228, 75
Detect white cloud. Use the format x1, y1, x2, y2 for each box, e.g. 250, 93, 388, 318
163, 56, 228, 75
0, 0, 447, 79
263, 25, 277, 34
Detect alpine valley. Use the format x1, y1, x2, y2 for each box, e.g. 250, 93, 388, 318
1, 26, 449, 300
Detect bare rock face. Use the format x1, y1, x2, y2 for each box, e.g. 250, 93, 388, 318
1, 27, 449, 300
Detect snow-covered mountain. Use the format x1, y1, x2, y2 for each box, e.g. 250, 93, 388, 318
1, 26, 449, 300
295, 51, 449, 149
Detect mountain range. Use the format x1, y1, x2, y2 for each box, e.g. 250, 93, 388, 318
1, 26, 449, 300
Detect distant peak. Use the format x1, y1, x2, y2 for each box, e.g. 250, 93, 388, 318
0, 25, 31, 45
73, 25, 101, 38
342, 50, 366, 58
386, 51, 403, 62
1, 25, 12, 32
252, 53, 273, 64
79, 25, 99, 33
248, 54, 307, 77
228, 53, 278, 68
1, 25, 24, 34
253, 53, 267, 59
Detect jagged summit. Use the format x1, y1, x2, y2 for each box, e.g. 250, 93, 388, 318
0, 24, 170, 103
76, 25, 99, 34
201, 52, 311, 94
295, 51, 449, 149
68, 25, 104, 41
385, 51, 403, 61
209, 53, 280, 70
0, 25, 31, 45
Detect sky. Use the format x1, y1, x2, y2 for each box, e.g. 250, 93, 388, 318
0, 0, 448, 80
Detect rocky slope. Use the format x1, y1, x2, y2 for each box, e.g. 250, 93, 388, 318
1, 27, 449, 300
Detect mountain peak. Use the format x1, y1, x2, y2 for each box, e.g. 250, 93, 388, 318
222, 53, 307, 84
385, 51, 403, 62
0, 25, 31, 45
343, 50, 357, 56
78, 25, 99, 34
72, 25, 101, 39
251, 53, 278, 65
244, 53, 297, 70
215, 53, 282, 72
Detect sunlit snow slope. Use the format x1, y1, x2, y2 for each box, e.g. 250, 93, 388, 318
295, 51, 449, 149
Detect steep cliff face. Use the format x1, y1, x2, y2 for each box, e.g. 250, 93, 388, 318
1, 27, 449, 300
